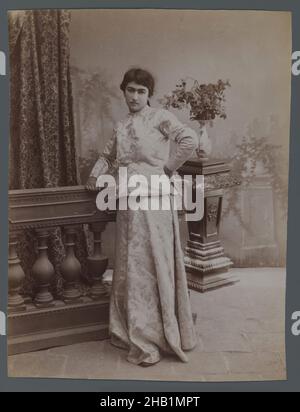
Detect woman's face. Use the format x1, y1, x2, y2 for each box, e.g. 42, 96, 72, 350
124, 81, 149, 113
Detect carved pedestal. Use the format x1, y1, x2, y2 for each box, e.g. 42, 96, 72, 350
179, 159, 237, 292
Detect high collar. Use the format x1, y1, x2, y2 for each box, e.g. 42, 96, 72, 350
127, 104, 151, 117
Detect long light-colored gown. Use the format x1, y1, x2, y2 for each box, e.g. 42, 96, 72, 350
90, 105, 199, 365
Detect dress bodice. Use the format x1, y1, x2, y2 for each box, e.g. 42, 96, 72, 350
90, 105, 198, 197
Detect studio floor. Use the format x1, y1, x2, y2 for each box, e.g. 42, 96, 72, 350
7, 268, 286, 382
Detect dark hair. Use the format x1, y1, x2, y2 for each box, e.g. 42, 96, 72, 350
120, 68, 155, 98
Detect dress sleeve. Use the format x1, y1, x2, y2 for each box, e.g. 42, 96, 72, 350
158, 109, 198, 172
89, 128, 117, 178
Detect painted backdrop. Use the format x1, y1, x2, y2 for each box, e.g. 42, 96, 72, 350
69, 9, 291, 267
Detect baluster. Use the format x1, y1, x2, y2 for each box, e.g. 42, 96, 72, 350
32, 229, 55, 307
8, 232, 26, 312
88, 222, 109, 299
61, 226, 82, 303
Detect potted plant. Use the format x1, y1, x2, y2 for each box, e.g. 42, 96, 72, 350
159, 78, 231, 159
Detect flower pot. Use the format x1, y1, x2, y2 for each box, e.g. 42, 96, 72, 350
195, 124, 212, 160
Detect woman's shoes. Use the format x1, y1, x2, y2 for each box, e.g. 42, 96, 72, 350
140, 359, 160, 367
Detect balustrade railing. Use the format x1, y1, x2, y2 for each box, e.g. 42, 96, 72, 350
8, 185, 116, 354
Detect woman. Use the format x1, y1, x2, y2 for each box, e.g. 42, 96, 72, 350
86, 68, 199, 366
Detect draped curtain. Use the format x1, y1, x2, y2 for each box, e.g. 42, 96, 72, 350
8, 10, 89, 297
9, 9, 78, 188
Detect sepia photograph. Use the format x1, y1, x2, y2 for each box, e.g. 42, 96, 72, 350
7, 8, 291, 382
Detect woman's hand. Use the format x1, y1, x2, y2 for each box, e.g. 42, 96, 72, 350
85, 176, 97, 191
